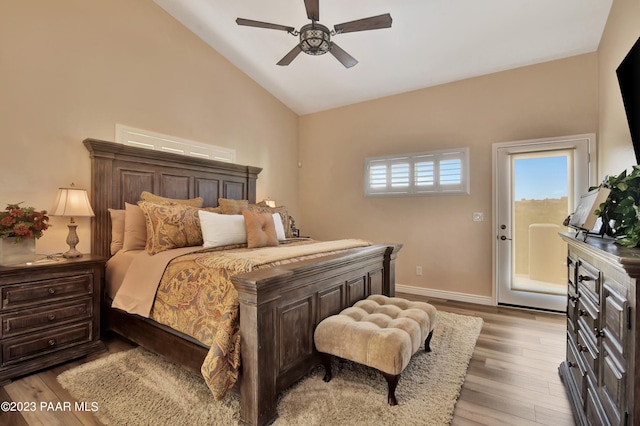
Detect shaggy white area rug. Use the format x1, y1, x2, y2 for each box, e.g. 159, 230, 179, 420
57, 311, 483, 425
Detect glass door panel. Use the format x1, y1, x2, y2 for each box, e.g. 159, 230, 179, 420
511, 152, 571, 296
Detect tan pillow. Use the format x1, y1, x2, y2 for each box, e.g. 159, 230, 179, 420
138, 201, 206, 255
247, 205, 291, 238
141, 191, 204, 208
243, 210, 279, 249
108, 208, 125, 255
122, 203, 147, 252
218, 198, 248, 215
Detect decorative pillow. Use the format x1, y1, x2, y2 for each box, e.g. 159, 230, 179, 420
138, 201, 204, 255
122, 203, 147, 252
247, 205, 291, 238
108, 208, 125, 255
272, 213, 286, 241
141, 191, 204, 207
218, 198, 249, 215
243, 211, 279, 248
198, 210, 247, 248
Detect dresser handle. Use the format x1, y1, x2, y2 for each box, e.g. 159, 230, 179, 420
579, 309, 587, 316
578, 275, 593, 282
594, 327, 604, 338
48, 339, 56, 346
577, 344, 588, 352
567, 361, 577, 368
48, 288, 56, 295
47, 313, 56, 321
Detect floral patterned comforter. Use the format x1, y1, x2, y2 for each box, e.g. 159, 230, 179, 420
147, 240, 367, 399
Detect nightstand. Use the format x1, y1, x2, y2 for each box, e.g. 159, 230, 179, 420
0, 255, 106, 385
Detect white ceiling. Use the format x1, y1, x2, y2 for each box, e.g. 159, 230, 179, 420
154, 0, 613, 115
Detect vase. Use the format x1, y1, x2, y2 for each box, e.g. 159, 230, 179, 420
0, 237, 36, 266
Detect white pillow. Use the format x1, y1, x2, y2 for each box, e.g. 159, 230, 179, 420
273, 213, 286, 241
198, 210, 247, 248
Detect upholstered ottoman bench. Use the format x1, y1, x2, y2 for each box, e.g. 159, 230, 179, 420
314, 294, 437, 405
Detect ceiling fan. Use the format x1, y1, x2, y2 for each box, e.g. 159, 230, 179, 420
236, 0, 392, 68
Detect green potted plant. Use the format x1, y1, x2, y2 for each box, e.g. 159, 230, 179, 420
595, 166, 640, 247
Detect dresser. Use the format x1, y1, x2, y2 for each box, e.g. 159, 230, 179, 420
559, 233, 638, 426
0, 255, 105, 384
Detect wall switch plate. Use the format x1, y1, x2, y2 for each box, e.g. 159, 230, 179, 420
472, 212, 484, 222
416, 266, 423, 276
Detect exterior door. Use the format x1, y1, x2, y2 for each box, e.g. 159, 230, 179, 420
493, 135, 595, 311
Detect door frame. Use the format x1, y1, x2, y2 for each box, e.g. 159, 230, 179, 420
491, 133, 597, 308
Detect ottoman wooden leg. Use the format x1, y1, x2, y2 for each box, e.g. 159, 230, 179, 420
424, 330, 434, 352
381, 372, 400, 406
320, 352, 333, 382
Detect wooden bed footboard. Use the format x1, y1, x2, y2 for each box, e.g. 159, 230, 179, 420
231, 243, 401, 426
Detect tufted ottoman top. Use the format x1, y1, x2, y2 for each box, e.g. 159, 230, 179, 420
314, 295, 437, 376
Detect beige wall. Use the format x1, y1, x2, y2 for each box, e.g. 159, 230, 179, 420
299, 54, 598, 297
598, 0, 640, 178
0, 0, 298, 255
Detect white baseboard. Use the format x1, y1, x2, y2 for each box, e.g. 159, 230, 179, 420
395, 284, 495, 306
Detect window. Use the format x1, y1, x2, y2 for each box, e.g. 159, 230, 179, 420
115, 124, 236, 163
364, 148, 469, 196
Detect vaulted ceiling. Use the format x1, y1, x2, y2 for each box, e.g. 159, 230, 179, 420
154, 0, 613, 115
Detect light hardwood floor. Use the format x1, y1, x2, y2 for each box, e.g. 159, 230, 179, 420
0, 296, 575, 426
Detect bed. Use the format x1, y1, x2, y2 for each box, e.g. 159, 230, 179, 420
84, 138, 401, 426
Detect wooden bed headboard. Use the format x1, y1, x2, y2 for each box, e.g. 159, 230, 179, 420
83, 138, 262, 258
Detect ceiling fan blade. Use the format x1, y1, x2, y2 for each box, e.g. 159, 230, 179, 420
304, 0, 320, 21
329, 43, 358, 68
236, 18, 295, 33
277, 45, 303, 66
334, 13, 392, 34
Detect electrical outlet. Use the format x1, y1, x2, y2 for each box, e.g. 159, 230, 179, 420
416, 266, 423, 276
472, 212, 484, 222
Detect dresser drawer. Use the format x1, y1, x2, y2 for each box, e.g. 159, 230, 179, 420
566, 332, 585, 405
577, 292, 599, 346
567, 284, 579, 333
1, 274, 92, 311
578, 328, 599, 382
1, 298, 92, 338
1, 322, 92, 366
577, 259, 600, 303
567, 255, 577, 291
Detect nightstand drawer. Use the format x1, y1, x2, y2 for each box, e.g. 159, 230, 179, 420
1, 298, 93, 338
1, 274, 92, 311
1, 322, 92, 366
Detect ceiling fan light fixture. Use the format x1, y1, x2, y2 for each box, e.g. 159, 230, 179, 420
299, 23, 331, 55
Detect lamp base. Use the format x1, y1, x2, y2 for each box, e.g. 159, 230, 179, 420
63, 247, 83, 259
63, 222, 83, 258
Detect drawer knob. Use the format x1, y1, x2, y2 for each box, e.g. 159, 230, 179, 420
48, 339, 56, 346
578, 275, 593, 282
579, 309, 587, 316
48, 288, 56, 295
577, 344, 588, 352
594, 327, 604, 337
47, 313, 56, 321
567, 361, 577, 368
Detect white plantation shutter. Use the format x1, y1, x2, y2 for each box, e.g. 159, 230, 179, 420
365, 148, 469, 196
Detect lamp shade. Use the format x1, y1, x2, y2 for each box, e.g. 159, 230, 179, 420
262, 198, 276, 208
50, 187, 95, 217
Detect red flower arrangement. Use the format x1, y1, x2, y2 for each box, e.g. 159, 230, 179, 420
0, 202, 50, 242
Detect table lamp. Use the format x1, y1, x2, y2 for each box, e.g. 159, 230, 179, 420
50, 184, 95, 258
